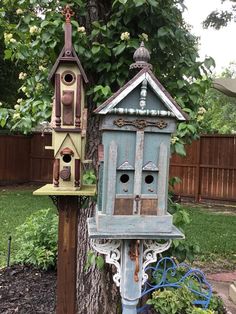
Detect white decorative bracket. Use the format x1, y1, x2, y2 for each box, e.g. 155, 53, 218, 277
142, 240, 172, 285
90, 239, 122, 287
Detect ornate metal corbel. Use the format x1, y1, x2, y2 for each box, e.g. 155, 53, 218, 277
90, 239, 122, 286
142, 240, 172, 284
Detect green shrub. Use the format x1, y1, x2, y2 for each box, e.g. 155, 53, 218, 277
15, 209, 58, 270
147, 286, 219, 314
147, 286, 195, 314
191, 309, 215, 314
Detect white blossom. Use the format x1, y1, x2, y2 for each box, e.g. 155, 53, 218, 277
171, 136, 179, 144
10, 38, 17, 43
4, 33, 13, 44
39, 65, 46, 71
77, 26, 86, 34
17, 98, 23, 104
16, 8, 23, 15
141, 33, 148, 42
120, 32, 130, 41
19, 72, 27, 80
29, 25, 39, 34
14, 104, 20, 110
21, 86, 27, 93
198, 107, 207, 115
13, 113, 21, 119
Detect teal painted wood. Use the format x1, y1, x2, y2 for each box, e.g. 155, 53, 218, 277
157, 142, 169, 215
97, 161, 104, 211
116, 170, 134, 195
116, 85, 169, 112
120, 240, 143, 314
133, 130, 144, 214
103, 131, 136, 168
106, 141, 117, 215
141, 170, 157, 194
96, 213, 173, 233
88, 216, 185, 239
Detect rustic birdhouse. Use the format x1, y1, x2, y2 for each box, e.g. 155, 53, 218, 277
45, 5, 89, 190
88, 42, 188, 237
34, 5, 95, 196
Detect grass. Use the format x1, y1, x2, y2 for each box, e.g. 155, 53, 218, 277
184, 205, 236, 265
0, 187, 55, 268
1, 187, 236, 270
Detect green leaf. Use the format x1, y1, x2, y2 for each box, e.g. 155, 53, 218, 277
147, 0, 158, 7
4, 49, 12, 59
113, 43, 126, 56
23, 14, 31, 24
134, 0, 146, 6
91, 45, 100, 54
41, 20, 50, 28
175, 142, 186, 156
158, 27, 168, 37
158, 40, 166, 50
96, 255, 104, 269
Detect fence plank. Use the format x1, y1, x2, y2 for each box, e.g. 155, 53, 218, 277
170, 135, 236, 202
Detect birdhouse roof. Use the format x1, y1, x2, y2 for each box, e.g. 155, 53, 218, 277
48, 46, 88, 83
94, 67, 189, 121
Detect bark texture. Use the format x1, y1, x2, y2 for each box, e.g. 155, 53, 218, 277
77, 205, 120, 314
76, 2, 120, 313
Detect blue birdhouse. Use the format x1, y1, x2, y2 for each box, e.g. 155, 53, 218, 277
88, 43, 188, 238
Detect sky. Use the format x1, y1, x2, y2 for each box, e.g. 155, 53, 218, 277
183, 0, 236, 74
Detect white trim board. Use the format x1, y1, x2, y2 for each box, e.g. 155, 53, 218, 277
98, 72, 186, 121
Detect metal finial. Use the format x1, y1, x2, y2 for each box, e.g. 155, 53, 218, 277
62, 5, 75, 23
130, 41, 152, 70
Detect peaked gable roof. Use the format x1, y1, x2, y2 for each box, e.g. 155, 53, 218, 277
55, 133, 80, 157
48, 46, 88, 84
94, 68, 188, 121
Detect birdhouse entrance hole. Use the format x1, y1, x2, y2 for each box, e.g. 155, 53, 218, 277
62, 71, 76, 85
145, 175, 154, 184
63, 154, 72, 163
120, 174, 129, 183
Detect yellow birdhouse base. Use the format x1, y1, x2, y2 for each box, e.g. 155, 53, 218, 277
33, 184, 96, 196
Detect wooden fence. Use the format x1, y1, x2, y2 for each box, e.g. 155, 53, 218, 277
170, 135, 236, 202
0, 133, 235, 203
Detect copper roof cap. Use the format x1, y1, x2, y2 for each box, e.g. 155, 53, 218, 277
130, 41, 153, 70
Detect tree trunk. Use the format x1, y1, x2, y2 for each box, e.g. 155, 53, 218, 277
77, 204, 120, 314
76, 2, 120, 313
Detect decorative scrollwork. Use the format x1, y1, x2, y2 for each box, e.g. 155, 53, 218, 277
90, 239, 122, 287
138, 257, 212, 313
142, 240, 172, 284
114, 118, 167, 130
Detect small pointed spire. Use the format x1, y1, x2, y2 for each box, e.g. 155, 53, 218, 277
62, 5, 75, 57
130, 41, 152, 70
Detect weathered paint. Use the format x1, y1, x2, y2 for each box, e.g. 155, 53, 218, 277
88, 217, 184, 240
33, 183, 96, 196
106, 141, 117, 215
133, 131, 144, 214
100, 115, 177, 133
96, 70, 187, 121
120, 240, 143, 314
157, 142, 169, 215
96, 213, 173, 233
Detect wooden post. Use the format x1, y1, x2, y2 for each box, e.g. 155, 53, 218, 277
56, 196, 79, 314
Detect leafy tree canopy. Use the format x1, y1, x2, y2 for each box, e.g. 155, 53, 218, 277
200, 63, 236, 134
0, 0, 214, 156
203, 0, 236, 29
